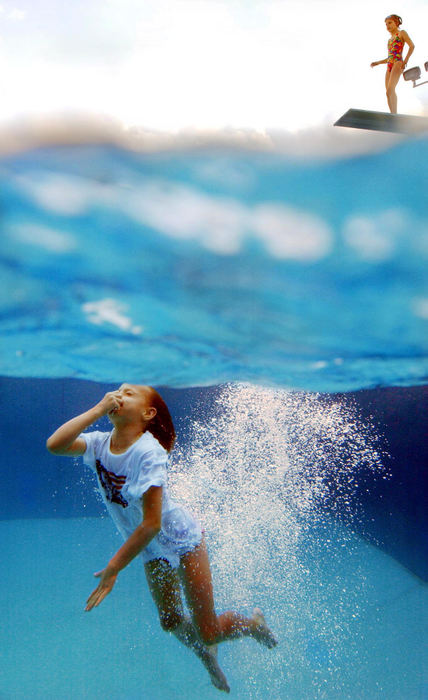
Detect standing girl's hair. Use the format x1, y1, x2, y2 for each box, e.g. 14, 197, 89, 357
146, 386, 176, 452
385, 14, 402, 25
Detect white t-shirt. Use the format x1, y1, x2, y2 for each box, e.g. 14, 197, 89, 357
81, 430, 202, 567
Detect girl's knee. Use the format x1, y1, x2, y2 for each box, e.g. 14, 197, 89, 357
159, 610, 183, 632
195, 622, 220, 646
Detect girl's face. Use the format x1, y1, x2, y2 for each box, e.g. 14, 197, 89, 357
109, 384, 156, 425
385, 17, 399, 33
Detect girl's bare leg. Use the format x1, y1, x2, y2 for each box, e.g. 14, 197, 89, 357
385, 62, 403, 113
385, 69, 391, 110
179, 538, 277, 648
144, 558, 230, 693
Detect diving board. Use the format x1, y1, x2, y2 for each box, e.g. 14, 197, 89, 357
334, 108, 428, 134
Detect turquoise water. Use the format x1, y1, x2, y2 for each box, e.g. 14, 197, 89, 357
1, 135, 427, 698
1, 139, 427, 390
1, 516, 426, 699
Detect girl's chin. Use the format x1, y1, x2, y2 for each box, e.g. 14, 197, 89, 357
108, 410, 125, 422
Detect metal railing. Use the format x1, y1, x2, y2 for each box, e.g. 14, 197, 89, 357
403, 61, 428, 88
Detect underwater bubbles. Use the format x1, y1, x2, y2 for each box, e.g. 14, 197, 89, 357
169, 383, 387, 697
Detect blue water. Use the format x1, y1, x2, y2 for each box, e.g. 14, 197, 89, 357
1, 134, 427, 698
1, 516, 426, 699
0, 138, 427, 390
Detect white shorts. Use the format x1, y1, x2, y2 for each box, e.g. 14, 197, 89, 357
141, 504, 203, 569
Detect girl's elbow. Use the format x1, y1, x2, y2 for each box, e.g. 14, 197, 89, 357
46, 437, 57, 453
152, 522, 162, 536
46, 437, 67, 455
145, 520, 161, 537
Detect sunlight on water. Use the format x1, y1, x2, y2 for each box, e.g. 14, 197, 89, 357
168, 383, 387, 696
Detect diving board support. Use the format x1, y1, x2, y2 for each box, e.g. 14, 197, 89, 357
334, 108, 428, 134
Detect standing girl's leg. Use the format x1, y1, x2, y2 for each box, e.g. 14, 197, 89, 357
144, 558, 230, 693
385, 68, 391, 110
179, 538, 277, 648
386, 62, 403, 113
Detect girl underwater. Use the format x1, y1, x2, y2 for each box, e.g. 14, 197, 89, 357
370, 14, 414, 114
47, 384, 277, 693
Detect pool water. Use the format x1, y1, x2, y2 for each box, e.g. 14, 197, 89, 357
1, 133, 427, 699
1, 515, 426, 700
1, 139, 427, 391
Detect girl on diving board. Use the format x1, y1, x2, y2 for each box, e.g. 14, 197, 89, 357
370, 14, 414, 114
47, 383, 277, 693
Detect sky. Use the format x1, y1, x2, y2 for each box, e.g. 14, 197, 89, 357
0, 0, 427, 135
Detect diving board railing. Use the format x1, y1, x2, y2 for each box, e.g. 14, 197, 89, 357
403, 61, 428, 88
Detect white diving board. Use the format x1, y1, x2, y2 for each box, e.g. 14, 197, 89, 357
334, 108, 428, 134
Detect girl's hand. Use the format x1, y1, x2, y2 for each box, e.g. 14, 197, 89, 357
96, 391, 123, 417
370, 61, 378, 67
85, 567, 118, 611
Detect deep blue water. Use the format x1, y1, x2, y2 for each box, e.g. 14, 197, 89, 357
1, 377, 426, 698
1, 137, 427, 698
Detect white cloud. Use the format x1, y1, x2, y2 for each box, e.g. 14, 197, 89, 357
343, 217, 394, 261
14, 170, 333, 260
82, 299, 142, 334
126, 181, 332, 260
251, 204, 331, 260
343, 209, 409, 261
14, 172, 110, 215
7, 222, 76, 252
127, 182, 246, 254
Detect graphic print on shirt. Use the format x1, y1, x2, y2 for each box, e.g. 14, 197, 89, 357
95, 459, 128, 508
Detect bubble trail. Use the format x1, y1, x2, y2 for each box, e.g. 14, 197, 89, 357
169, 383, 388, 697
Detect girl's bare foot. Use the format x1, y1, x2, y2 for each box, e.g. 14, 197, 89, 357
200, 644, 230, 693
250, 608, 278, 649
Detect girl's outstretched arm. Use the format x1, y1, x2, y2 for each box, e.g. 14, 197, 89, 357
85, 485, 162, 611
46, 391, 122, 456
371, 57, 388, 67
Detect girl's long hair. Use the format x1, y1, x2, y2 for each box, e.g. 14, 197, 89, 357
146, 387, 176, 453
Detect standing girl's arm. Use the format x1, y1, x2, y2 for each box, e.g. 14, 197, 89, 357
46, 391, 122, 456
85, 485, 162, 611
400, 30, 415, 69
371, 57, 388, 67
